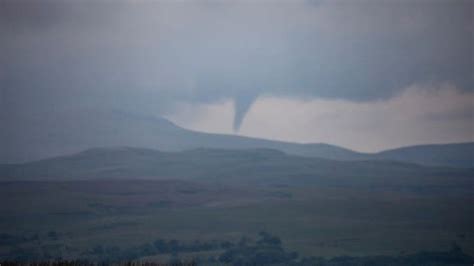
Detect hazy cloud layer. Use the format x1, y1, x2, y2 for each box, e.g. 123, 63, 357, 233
1, 0, 472, 137
169, 84, 473, 152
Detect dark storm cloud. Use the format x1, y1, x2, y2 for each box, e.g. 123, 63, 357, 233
1, 0, 472, 131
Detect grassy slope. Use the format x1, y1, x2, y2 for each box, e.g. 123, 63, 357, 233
1, 148, 472, 261
1, 147, 472, 185
0, 180, 472, 260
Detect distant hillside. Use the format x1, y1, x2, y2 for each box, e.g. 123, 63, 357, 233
0, 109, 366, 163
373, 143, 474, 168
1, 109, 472, 167
1, 147, 472, 189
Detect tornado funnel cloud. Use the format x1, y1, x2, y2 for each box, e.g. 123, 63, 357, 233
233, 95, 256, 132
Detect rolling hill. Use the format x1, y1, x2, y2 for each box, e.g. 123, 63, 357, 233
1, 147, 472, 189
0, 109, 364, 163
1, 109, 472, 167
373, 142, 474, 168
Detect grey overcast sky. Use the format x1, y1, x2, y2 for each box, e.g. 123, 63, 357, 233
1, 0, 473, 152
